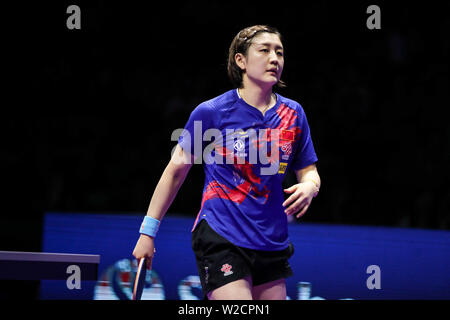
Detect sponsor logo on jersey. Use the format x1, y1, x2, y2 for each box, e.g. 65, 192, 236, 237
281, 142, 292, 160
233, 139, 247, 158
278, 162, 288, 174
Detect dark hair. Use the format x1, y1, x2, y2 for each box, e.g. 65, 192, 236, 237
227, 25, 286, 89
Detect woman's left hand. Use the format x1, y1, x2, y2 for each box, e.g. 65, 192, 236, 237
283, 181, 319, 218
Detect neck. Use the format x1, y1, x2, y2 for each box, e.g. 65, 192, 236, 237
239, 79, 274, 110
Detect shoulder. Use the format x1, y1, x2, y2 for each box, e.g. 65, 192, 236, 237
202, 89, 238, 111
276, 93, 306, 116
188, 90, 237, 127
192, 89, 237, 115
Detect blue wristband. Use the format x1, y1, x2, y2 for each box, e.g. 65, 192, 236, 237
139, 216, 160, 237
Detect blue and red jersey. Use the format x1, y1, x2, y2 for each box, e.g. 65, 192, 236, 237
178, 89, 318, 251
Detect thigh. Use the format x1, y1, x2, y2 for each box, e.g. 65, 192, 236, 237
252, 278, 286, 300
207, 276, 253, 300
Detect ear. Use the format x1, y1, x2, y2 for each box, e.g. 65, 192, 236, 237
234, 53, 246, 71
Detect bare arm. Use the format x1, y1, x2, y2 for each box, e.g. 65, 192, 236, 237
133, 144, 193, 261
283, 163, 321, 218
145, 144, 193, 221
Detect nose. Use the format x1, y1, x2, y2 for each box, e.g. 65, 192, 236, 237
269, 50, 280, 65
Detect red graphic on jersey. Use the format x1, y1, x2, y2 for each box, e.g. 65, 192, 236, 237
276, 103, 301, 134
251, 103, 302, 165
192, 147, 269, 230
206, 146, 269, 202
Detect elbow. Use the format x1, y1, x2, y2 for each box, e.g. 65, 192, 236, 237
165, 161, 192, 181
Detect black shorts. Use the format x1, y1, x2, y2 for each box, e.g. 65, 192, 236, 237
191, 219, 294, 297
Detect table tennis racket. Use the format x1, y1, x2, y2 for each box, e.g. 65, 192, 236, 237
132, 257, 150, 300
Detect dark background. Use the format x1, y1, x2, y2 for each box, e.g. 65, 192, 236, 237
2, 0, 449, 256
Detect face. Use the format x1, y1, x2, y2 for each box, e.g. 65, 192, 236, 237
236, 32, 285, 88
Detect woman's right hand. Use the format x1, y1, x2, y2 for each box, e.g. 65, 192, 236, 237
132, 234, 156, 269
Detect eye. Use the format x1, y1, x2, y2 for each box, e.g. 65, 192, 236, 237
260, 48, 269, 53
277, 51, 284, 57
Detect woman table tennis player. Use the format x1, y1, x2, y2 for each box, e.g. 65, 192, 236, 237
133, 25, 321, 300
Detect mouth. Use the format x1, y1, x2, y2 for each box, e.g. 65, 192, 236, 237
267, 69, 278, 75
